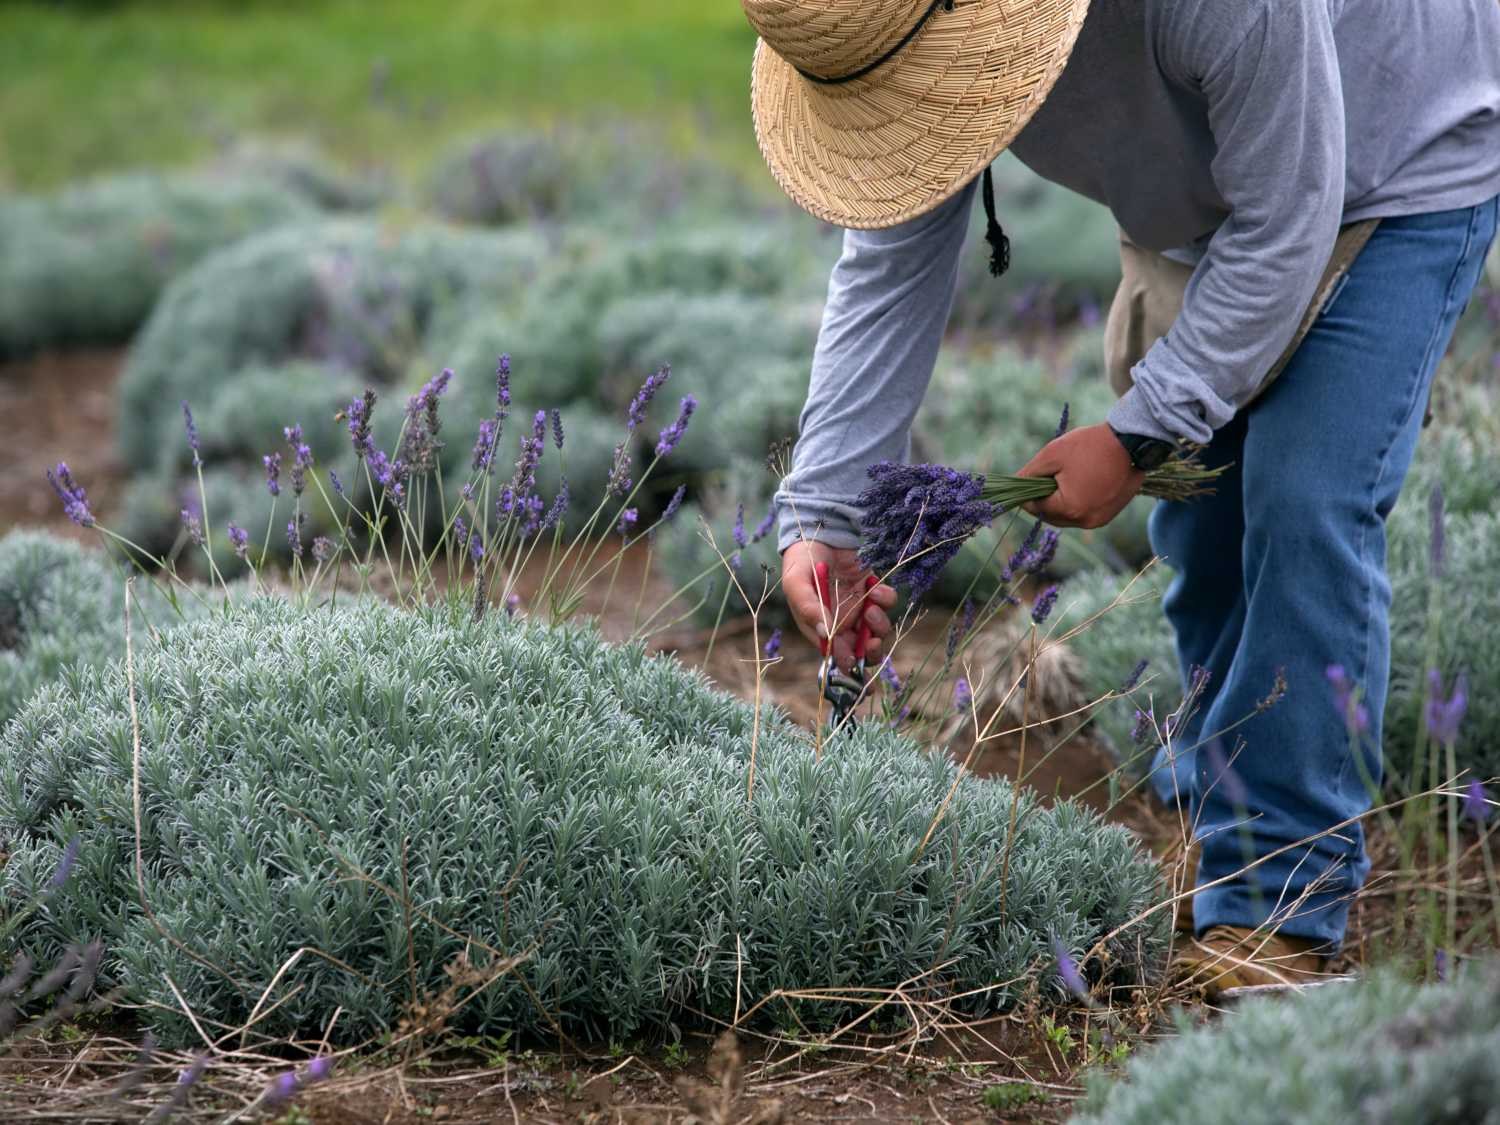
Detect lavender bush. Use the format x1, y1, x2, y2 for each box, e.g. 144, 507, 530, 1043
115, 219, 548, 468
0, 597, 1168, 1047
0, 173, 316, 357
1071, 966, 1500, 1125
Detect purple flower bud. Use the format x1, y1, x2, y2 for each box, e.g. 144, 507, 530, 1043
346, 390, 377, 461
181, 401, 201, 467
1053, 401, 1070, 440
180, 508, 204, 547
472, 416, 499, 473
505, 593, 521, 618
1050, 935, 1090, 1001
752, 502, 776, 544
286, 514, 305, 560
879, 657, 903, 695
856, 461, 996, 601
1121, 659, 1149, 692
1465, 779, 1491, 826
541, 478, 570, 533
954, 677, 972, 712
266, 1070, 300, 1105
1326, 664, 1370, 735
178, 1055, 208, 1086
306, 1056, 333, 1082
495, 354, 512, 420
551, 408, 564, 451
732, 504, 747, 550
654, 394, 697, 457
617, 508, 638, 536
627, 364, 671, 431
329, 469, 344, 497
1435, 948, 1449, 982
48, 836, 79, 889
1031, 584, 1060, 626
764, 629, 782, 660
227, 523, 249, 561
1425, 669, 1468, 746
46, 463, 94, 528
1130, 708, 1154, 746
1429, 484, 1446, 579
263, 452, 282, 497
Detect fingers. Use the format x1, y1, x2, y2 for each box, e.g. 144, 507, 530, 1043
780, 541, 900, 670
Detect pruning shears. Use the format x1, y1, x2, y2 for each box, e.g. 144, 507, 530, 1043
815, 561, 877, 731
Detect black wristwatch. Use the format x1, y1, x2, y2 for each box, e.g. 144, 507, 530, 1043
1108, 425, 1176, 472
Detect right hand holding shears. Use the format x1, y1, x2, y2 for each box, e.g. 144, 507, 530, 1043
780, 540, 897, 672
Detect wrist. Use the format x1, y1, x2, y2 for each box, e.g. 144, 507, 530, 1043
1107, 424, 1176, 472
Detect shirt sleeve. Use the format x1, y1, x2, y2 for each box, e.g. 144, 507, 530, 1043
1107, 1, 1346, 444
775, 180, 974, 552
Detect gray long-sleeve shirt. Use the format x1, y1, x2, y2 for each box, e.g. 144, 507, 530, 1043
776, 0, 1500, 552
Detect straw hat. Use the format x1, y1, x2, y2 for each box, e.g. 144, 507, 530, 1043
745, 0, 1091, 230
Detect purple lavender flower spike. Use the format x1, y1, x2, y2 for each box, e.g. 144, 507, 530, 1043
496, 354, 512, 420
617, 508, 638, 536
505, 593, 520, 618
306, 1056, 334, 1083
654, 394, 697, 457
1326, 665, 1371, 735
1131, 708, 1154, 746
181, 401, 201, 467
752, 502, 776, 544
180, 509, 204, 547
732, 504, 748, 550
954, 677, 972, 712
1429, 483, 1446, 579
346, 390, 377, 461
1053, 401, 1071, 441
1122, 659, 1149, 692
1031, 584, 1060, 626
551, 408, 564, 451
46, 463, 94, 528
764, 629, 782, 660
471, 416, 499, 473
1435, 948, 1449, 982
227, 523, 249, 561
1464, 779, 1492, 826
1050, 935, 1090, 1001
266, 1070, 301, 1105
286, 514, 305, 559
263, 452, 282, 497
606, 441, 633, 498
879, 657, 903, 695
856, 461, 996, 601
541, 478, 570, 533
329, 469, 344, 496
1002, 520, 1044, 582
627, 364, 671, 431
1425, 669, 1468, 745
48, 836, 79, 889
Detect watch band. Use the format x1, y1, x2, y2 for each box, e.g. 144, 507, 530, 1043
1109, 426, 1176, 472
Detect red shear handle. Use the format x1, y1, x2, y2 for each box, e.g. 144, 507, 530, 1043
813, 563, 876, 663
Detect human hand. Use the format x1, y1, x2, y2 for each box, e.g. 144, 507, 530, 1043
781, 540, 897, 671
1017, 423, 1146, 529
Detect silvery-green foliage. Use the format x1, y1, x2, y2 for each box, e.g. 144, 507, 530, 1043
0, 531, 200, 728
425, 126, 766, 229
593, 292, 821, 411
1071, 967, 1500, 1125
206, 140, 389, 212
1054, 567, 1180, 773
656, 460, 783, 625
0, 598, 1166, 1048
116, 219, 548, 468
0, 173, 316, 357
948, 156, 1121, 338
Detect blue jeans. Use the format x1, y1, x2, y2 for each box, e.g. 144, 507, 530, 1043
1148, 198, 1499, 948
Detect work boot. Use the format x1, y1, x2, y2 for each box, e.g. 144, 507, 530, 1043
1171, 925, 1330, 998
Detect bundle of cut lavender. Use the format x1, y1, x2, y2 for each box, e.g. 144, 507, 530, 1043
857, 435, 1222, 600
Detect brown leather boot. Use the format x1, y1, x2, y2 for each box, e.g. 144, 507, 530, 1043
1171, 925, 1332, 998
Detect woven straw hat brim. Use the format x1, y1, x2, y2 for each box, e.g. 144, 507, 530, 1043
750, 0, 1091, 230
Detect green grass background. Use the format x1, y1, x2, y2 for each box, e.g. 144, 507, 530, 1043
0, 0, 764, 191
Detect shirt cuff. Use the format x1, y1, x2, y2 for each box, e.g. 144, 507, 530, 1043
774, 491, 863, 554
